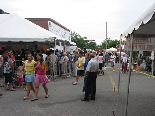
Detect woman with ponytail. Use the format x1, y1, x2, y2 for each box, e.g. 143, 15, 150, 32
31, 53, 49, 101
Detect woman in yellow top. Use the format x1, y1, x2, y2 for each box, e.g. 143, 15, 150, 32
23, 53, 37, 100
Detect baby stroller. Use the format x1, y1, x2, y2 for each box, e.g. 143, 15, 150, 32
145, 59, 152, 72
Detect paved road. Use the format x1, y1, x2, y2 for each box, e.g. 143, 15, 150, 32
0, 63, 155, 116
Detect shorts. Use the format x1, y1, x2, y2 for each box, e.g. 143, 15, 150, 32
111, 62, 115, 67
99, 63, 103, 70
49, 62, 57, 71
25, 73, 35, 83
77, 70, 84, 76
4, 73, 12, 83
61, 62, 67, 71
67, 62, 71, 70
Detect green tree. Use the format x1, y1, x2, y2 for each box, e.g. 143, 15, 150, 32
98, 38, 120, 49
71, 31, 97, 49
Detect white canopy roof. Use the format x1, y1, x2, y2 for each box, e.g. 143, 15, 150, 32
106, 47, 117, 52
122, 2, 155, 39
0, 14, 58, 42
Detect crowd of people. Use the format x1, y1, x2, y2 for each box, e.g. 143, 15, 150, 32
0, 47, 130, 101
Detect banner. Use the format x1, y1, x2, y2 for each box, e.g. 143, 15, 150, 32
124, 38, 155, 51
48, 21, 71, 42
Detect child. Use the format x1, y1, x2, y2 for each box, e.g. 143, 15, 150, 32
17, 66, 24, 88
136, 61, 141, 71
133, 61, 137, 70
3, 56, 16, 91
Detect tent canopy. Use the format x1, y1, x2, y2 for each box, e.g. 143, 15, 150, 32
106, 47, 117, 52
121, 3, 155, 115
122, 2, 155, 39
0, 14, 58, 42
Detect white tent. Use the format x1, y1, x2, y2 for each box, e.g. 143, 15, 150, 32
120, 3, 155, 116
122, 3, 155, 39
0, 14, 58, 42
106, 47, 117, 52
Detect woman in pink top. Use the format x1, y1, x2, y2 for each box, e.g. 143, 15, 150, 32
31, 54, 49, 101
97, 53, 105, 76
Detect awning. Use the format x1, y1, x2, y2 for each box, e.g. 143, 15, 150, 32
122, 2, 155, 39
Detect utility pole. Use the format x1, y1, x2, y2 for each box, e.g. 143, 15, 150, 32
106, 22, 107, 49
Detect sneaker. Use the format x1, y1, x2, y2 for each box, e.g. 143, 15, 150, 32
72, 82, 78, 85
0, 93, 3, 96
67, 75, 71, 77
113, 70, 115, 71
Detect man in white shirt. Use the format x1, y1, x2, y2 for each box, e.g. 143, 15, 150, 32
81, 54, 99, 101
41, 49, 47, 61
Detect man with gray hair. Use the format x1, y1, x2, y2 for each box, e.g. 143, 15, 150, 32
81, 54, 99, 101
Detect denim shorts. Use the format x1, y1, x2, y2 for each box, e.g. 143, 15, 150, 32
25, 73, 35, 83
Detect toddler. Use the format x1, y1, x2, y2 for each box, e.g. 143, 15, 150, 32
17, 66, 24, 88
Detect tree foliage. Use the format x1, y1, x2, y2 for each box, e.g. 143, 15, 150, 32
71, 32, 97, 49
71, 32, 120, 50
98, 38, 120, 49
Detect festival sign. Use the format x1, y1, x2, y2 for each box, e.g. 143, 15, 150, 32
124, 38, 155, 51
48, 21, 71, 42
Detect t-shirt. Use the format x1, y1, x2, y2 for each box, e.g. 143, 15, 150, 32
110, 55, 116, 62
60, 56, 69, 63
0, 56, 3, 67
77, 57, 85, 70
25, 60, 36, 74
4, 62, 10, 73
67, 54, 71, 61
42, 53, 47, 61
86, 58, 99, 72
122, 57, 127, 63
73, 54, 79, 63
98, 56, 103, 63
56, 52, 61, 60
49, 54, 57, 64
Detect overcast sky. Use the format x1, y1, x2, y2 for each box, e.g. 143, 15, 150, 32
0, 0, 155, 44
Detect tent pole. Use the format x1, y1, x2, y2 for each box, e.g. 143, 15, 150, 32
118, 34, 122, 93
54, 37, 56, 55
152, 60, 154, 76
125, 34, 133, 116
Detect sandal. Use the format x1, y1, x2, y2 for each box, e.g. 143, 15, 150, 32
10, 89, 16, 91
24, 88, 27, 91
23, 97, 29, 100
31, 98, 38, 101
45, 95, 49, 98
0, 84, 4, 87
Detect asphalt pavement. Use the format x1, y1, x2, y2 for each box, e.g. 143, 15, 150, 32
0, 63, 155, 116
